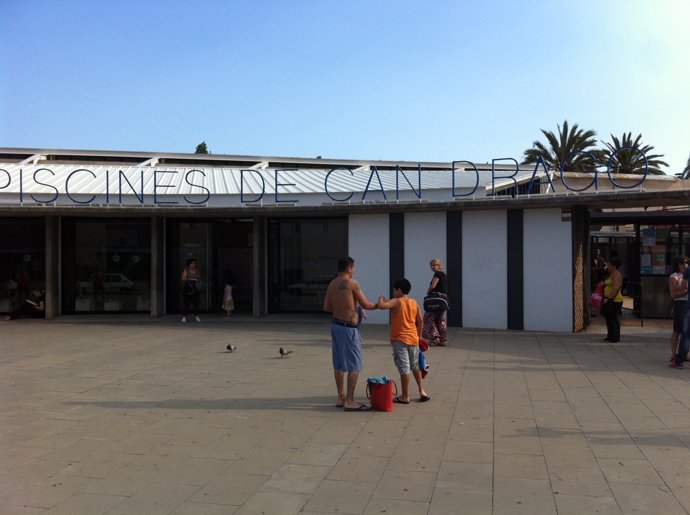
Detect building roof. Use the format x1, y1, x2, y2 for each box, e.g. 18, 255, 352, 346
0, 147, 492, 169
0, 147, 688, 216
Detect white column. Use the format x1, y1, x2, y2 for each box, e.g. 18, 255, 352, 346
523, 209, 572, 331
403, 212, 446, 310
462, 210, 507, 329
348, 214, 389, 324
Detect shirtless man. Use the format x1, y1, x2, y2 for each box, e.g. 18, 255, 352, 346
323, 257, 379, 411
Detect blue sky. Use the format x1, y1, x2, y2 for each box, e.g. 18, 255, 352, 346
1, 0, 688, 173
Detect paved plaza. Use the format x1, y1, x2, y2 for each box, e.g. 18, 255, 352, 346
1, 314, 689, 514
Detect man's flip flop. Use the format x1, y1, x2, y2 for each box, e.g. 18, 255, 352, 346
343, 403, 372, 412
393, 397, 410, 404
419, 395, 431, 402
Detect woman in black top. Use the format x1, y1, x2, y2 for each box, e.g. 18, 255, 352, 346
181, 258, 202, 322
423, 258, 448, 346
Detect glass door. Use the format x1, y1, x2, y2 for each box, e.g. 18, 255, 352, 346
212, 219, 253, 313
166, 221, 211, 313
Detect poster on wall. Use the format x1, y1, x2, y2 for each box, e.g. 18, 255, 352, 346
651, 245, 666, 274
641, 227, 657, 247
640, 254, 652, 275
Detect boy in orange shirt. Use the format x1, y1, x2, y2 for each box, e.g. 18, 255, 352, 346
378, 278, 430, 404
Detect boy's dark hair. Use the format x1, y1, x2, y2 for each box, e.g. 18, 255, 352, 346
608, 257, 621, 268
393, 278, 412, 294
337, 256, 355, 272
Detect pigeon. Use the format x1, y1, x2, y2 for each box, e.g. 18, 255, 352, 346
279, 347, 293, 357
226, 344, 237, 352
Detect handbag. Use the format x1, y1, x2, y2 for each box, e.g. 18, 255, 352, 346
366, 378, 398, 412
423, 291, 449, 312
419, 337, 430, 352
588, 282, 604, 311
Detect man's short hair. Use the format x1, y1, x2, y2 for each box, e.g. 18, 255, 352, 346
337, 256, 355, 272
393, 278, 412, 294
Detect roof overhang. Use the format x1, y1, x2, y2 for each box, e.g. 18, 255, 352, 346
1, 147, 687, 216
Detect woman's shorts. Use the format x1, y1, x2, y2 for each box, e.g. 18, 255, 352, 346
392, 341, 420, 375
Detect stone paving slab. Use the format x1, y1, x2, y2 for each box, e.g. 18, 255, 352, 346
1, 314, 689, 514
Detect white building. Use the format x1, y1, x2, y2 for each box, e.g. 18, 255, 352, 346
1, 148, 688, 331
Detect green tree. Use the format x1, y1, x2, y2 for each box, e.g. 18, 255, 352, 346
522, 120, 604, 172
195, 141, 209, 154
602, 132, 668, 175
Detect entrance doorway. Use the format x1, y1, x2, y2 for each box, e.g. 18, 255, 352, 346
591, 221, 690, 320
166, 219, 253, 315
212, 219, 253, 313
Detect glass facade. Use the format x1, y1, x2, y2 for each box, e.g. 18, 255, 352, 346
593, 223, 689, 319
166, 219, 253, 314
0, 218, 45, 314
62, 218, 151, 313
268, 218, 347, 313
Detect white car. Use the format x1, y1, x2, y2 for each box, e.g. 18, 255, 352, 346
78, 273, 134, 295
287, 275, 334, 296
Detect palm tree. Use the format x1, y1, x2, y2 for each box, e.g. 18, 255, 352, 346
522, 120, 604, 172
681, 154, 690, 179
602, 133, 668, 175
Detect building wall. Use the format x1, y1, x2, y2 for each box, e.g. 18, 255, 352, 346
523, 209, 573, 331
462, 210, 508, 329
403, 212, 446, 310
350, 208, 575, 332
348, 214, 390, 324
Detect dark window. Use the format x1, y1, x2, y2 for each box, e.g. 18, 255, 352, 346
0, 218, 45, 314
62, 219, 150, 313
268, 218, 347, 313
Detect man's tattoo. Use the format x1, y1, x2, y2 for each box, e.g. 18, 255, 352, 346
338, 280, 349, 290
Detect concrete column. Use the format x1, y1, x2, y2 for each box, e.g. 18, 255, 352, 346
44, 216, 60, 319
150, 216, 165, 317
252, 216, 267, 317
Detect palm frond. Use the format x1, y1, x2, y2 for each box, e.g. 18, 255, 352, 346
522, 120, 600, 172
601, 132, 669, 175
